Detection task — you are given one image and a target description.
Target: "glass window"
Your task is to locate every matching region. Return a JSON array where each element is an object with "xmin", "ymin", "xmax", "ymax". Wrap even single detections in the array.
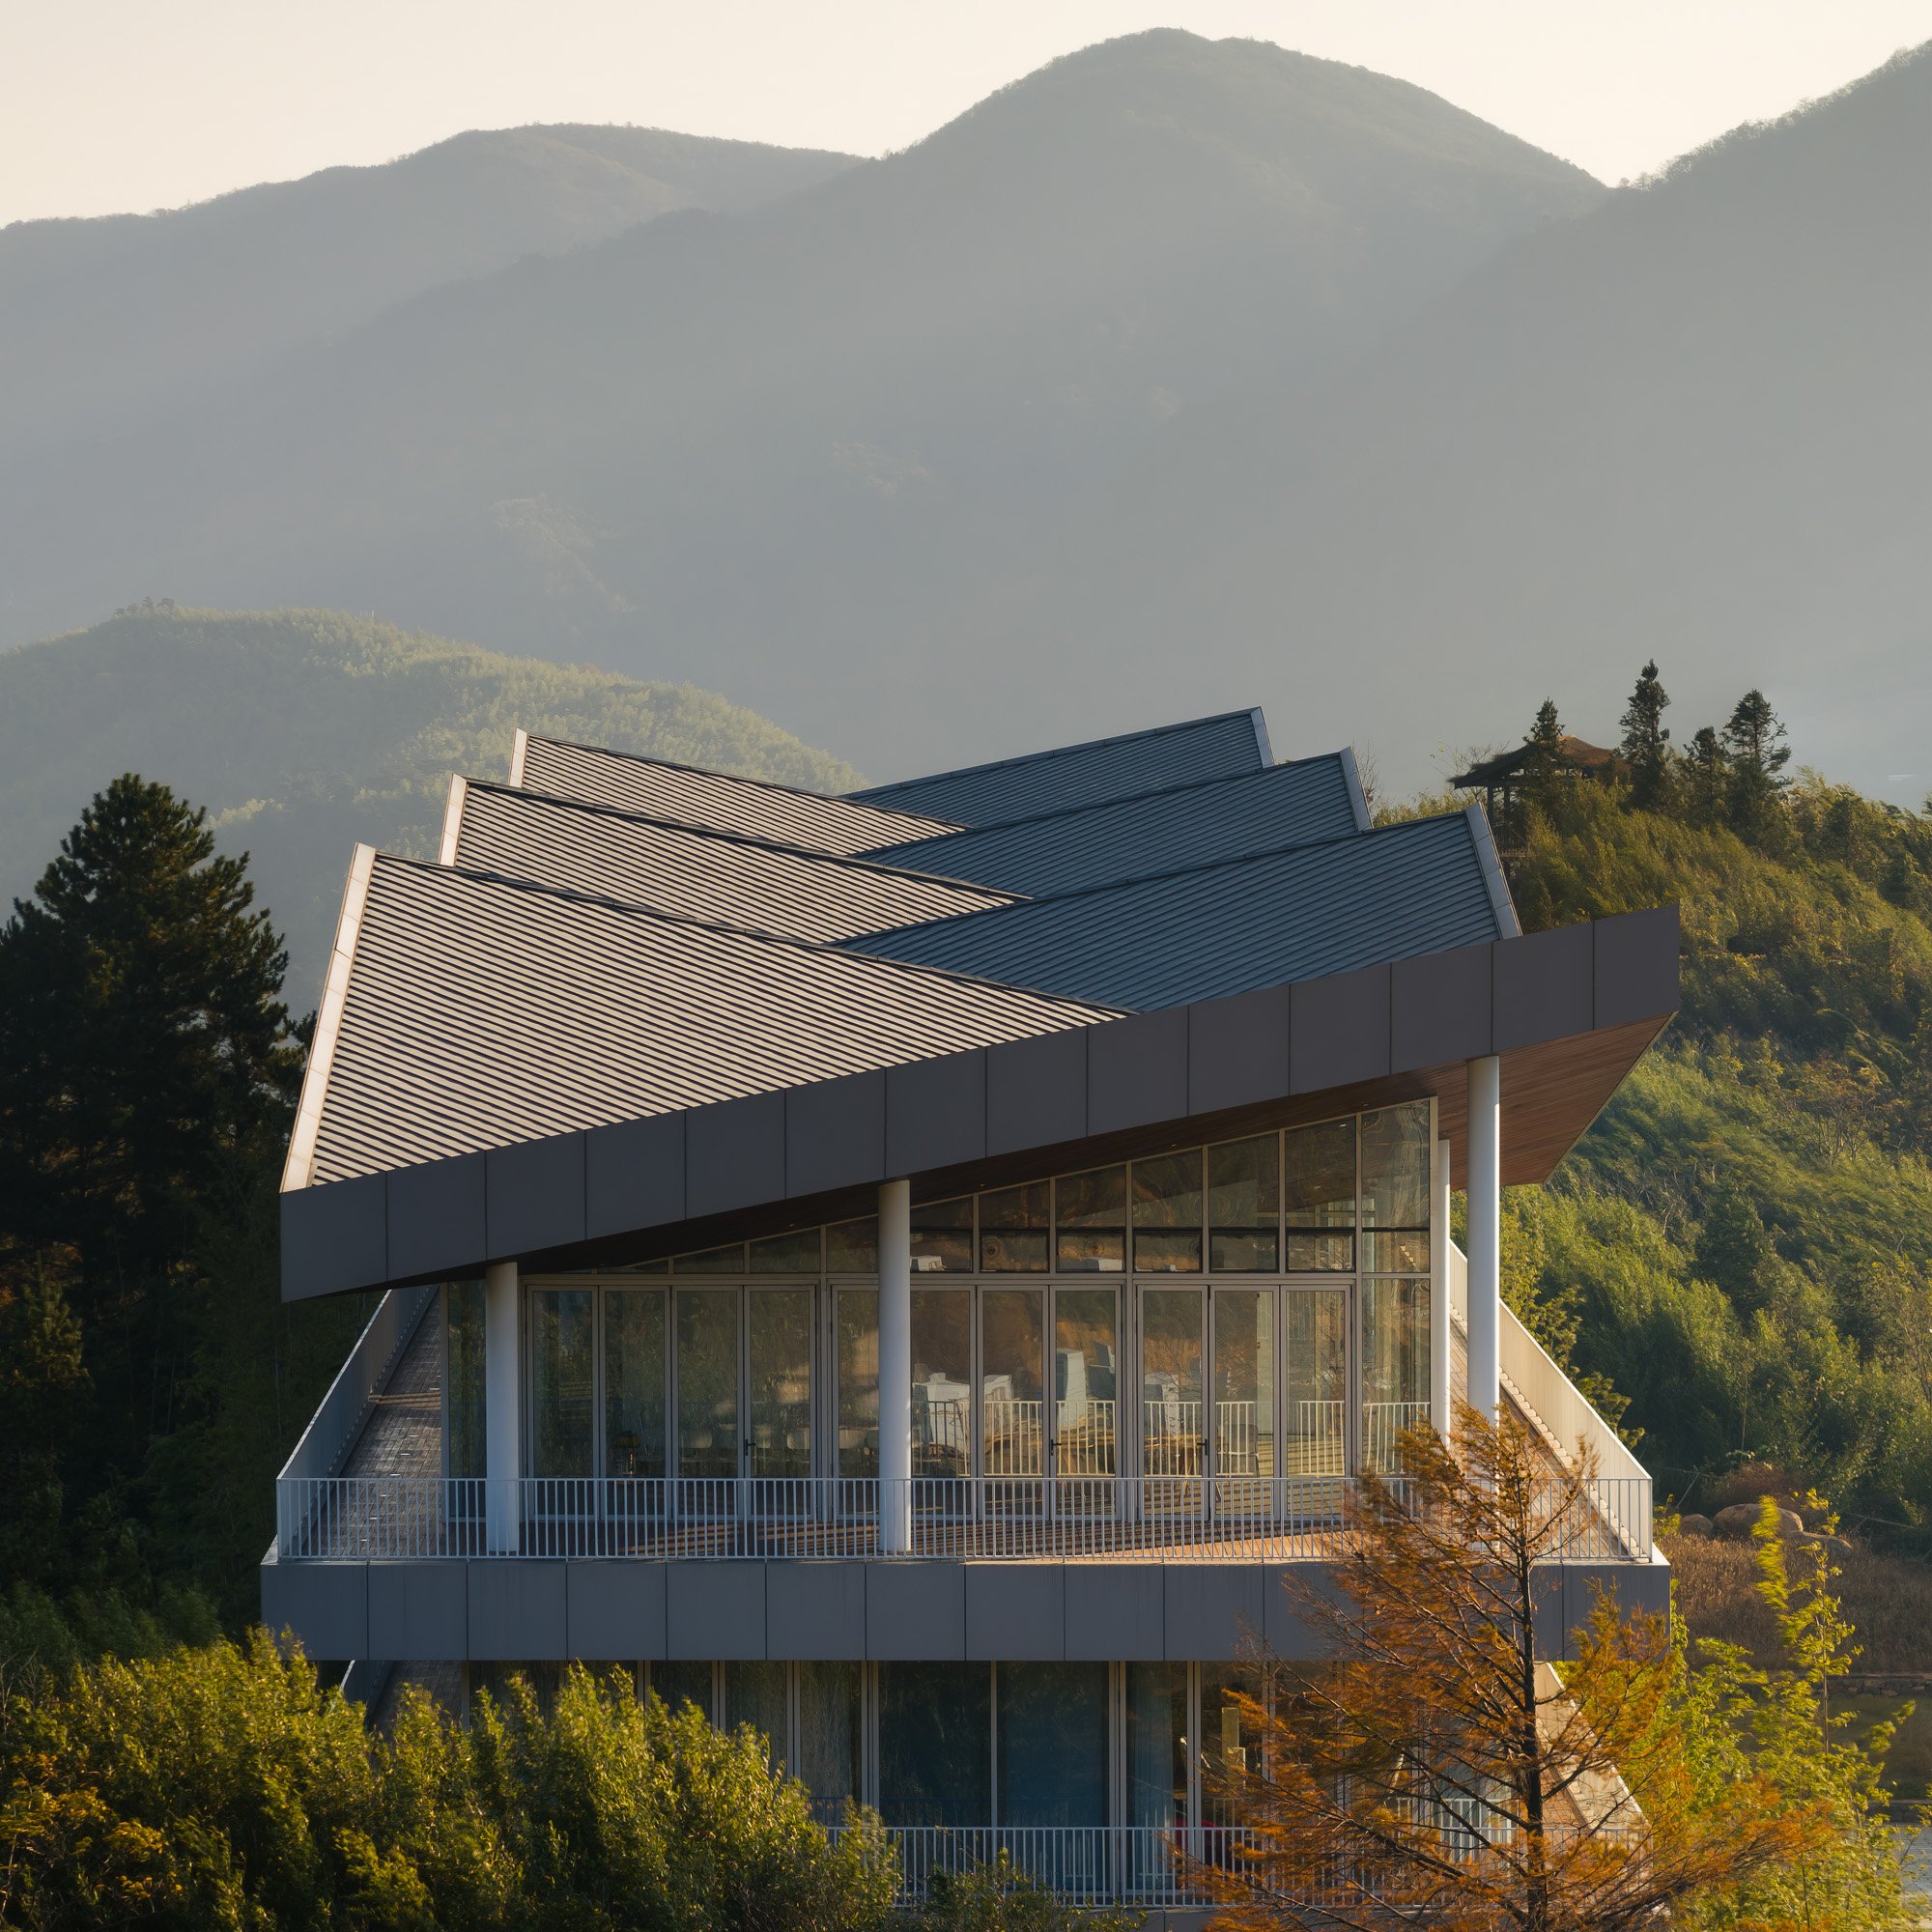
[
  {"xmin": 677, "ymin": 1243, "xmax": 746, "ymax": 1275},
  {"xmin": 750, "ymin": 1229, "xmax": 820, "ymax": 1273},
  {"xmin": 1126, "ymin": 1662, "xmax": 1188, "ymax": 1833},
  {"xmin": 675, "ymin": 1291, "xmax": 739, "ymax": 1480},
  {"xmin": 1141, "ymin": 1287, "xmax": 1205, "ymax": 1480},
  {"xmin": 911, "ymin": 1196, "xmax": 973, "ymax": 1273},
  {"xmin": 836, "ymin": 1290, "xmax": 879, "ymax": 1479},
  {"xmin": 606, "ymin": 1257, "xmax": 668, "ymax": 1274},
  {"xmin": 981, "ymin": 1289, "xmax": 1044, "ymax": 1478},
  {"xmin": 911, "ymin": 1290, "xmax": 972, "ymax": 1478},
  {"xmin": 1285, "ymin": 1120, "xmax": 1355, "ymax": 1271},
  {"xmin": 1283, "ymin": 1291, "xmax": 1348, "ymax": 1480},
  {"xmin": 798, "ymin": 1661, "xmax": 864, "ymax": 1823},
  {"xmin": 1053, "ymin": 1289, "xmax": 1119, "ymax": 1478},
  {"xmin": 649, "ymin": 1659, "xmax": 714, "ymax": 1719},
  {"xmin": 1208, "ymin": 1136, "xmax": 1279, "ymax": 1272},
  {"xmin": 1213, "ymin": 1289, "xmax": 1274, "ymax": 1489},
  {"xmin": 747, "ymin": 1290, "xmax": 812, "ymax": 1481},
  {"xmin": 827, "ymin": 1218, "xmax": 877, "ymax": 1273},
  {"xmin": 604, "ymin": 1289, "xmax": 667, "ymax": 1478},
  {"xmin": 530, "ymin": 1289, "xmax": 594, "ymax": 1478},
  {"xmin": 980, "ymin": 1181, "xmax": 1050, "ymax": 1272},
  {"xmin": 998, "ymin": 1662, "xmax": 1109, "ymax": 1828},
  {"xmin": 725, "ymin": 1660, "xmax": 791, "ymax": 1769},
  {"xmin": 445, "ymin": 1280, "xmax": 487, "ymax": 1479},
  {"xmin": 1363, "ymin": 1277, "xmax": 1432, "ymax": 1473},
  {"xmin": 878, "ymin": 1662, "xmax": 991, "ymax": 1828},
  {"xmin": 1133, "ymin": 1151, "xmax": 1203, "ymax": 1273},
  {"xmin": 1200, "ymin": 1667, "xmax": 1261, "ymax": 1828},
  {"xmin": 1056, "ymin": 1166, "xmax": 1125, "ymax": 1273}
]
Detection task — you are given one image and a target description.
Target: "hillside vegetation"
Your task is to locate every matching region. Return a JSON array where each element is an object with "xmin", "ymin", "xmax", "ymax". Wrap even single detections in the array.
[{"xmin": 0, "ymin": 607, "xmax": 863, "ymax": 998}]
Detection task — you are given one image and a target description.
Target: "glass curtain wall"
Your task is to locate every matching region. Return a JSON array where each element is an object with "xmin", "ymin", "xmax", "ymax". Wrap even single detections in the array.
[
  {"xmin": 836, "ymin": 1290, "xmax": 879, "ymax": 1478},
  {"xmin": 676, "ymin": 1292, "xmax": 739, "ymax": 1481},
  {"xmin": 980, "ymin": 1290, "xmax": 1044, "ymax": 1479},
  {"xmin": 445, "ymin": 1281, "xmax": 487, "ymax": 1479},
  {"xmin": 1053, "ymin": 1290, "xmax": 1119, "ymax": 1480},
  {"xmin": 879, "ymin": 1662, "xmax": 992, "ymax": 1827},
  {"xmin": 603, "ymin": 1290, "xmax": 667, "ymax": 1478},
  {"xmin": 1361, "ymin": 1106, "xmax": 1433, "ymax": 1470},
  {"xmin": 530, "ymin": 1289, "xmax": 594, "ymax": 1480},
  {"xmin": 911, "ymin": 1290, "xmax": 971, "ymax": 1479}
]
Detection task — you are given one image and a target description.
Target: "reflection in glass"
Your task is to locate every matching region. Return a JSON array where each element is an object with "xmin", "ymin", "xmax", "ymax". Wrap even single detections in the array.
[
  {"xmin": 650, "ymin": 1658, "xmax": 713, "ymax": 1719},
  {"xmin": 911, "ymin": 1290, "xmax": 972, "ymax": 1477},
  {"xmin": 980, "ymin": 1181, "xmax": 1049, "ymax": 1272},
  {"xmin": 1365, "ymin": 1230, "xmax": 1431, "ymax": 1273},
  {"xmin": 911, "ymin": 1197, "xmax": 973, "ymax": 1272},
  {"xmin": 1056, "ymin": 1167, "xmax": 1125, "ymax": 1273},
  {"xmin": 837, "ymin": 1290, "xmax": 879, "ymax": 1478},
  {"xmin": 1200, "ymin": 1666, "xmax": 1259, "ymax": 1828},
  {"xmin": 1285, "ymin": 1119, "xmax": 1355, "ymax": 1270},
  {"xmin": 604, "ymin": 1289, "xmax": 667, "ymax": 1477},
  {"xmin": 750, "ymin": 1229, "xmax": 821, "ymax": 1273},
  {"xmin": 676, "ymin": 1292, "xmax": 739, "ymax": 1480},
  {"xmin": 1126, "ymin": 1662, "xmax": 1188, "ymax": 1831},
  {"xmin": 747, "ymin": 1290, "xmax": 812, "ymax": 1480},
  {"xmin": 827, "ymin": 1218, "xmax": 878, "ymax": 1272},
  {"xmin": 678, "ymin": 1243, "xmax": 747, "ymax": 1274},
  {"xmin": 1208, "ymin": 1136, "xmax": 1279, "ymax": 1272},
  {"xmin": 999, "ymin": 1662, "xmax": 1108, "ymax": 1828},
  {"xmin": 1214, "ymin": 1290, "xmax": 1275, "ymax": 1501},
  {"xmin": 879, "ymin": 1662, "xmax": 991, "ymax": 1827},
  {"xmin": 798, "ymin": 1661, "xmax": 863, "ymax": 1822},
  {"xmin": 1054, "ymin": 1290, "xmax": 1118, "ymax": 1477},
  {"xmin": 1133, "ymin": 1150, "xmax": 1203, "ymax": 1272},
  {"xmin": 445, "ymin": 1280, "xmax": 487, "ymax": 1479},
  {"xmin": 1363, "ymin": 1277, "xmax": 1432, "ymax": 1472},
  {"xmin": 726, "ymin": 1660, "xmax": 790, "ymax": 1768},
  {"xmin": 1283, "ymin": 1291, "xmax": 1348, "ymax": 1479},
  {"xmin": 531, "ymin": 1289, "xmax": 594, "ymax": 1478},
  {"xmin": 1360, "ymin": 1103, "xmax": 1432, "ymax": 1230},
  {"xmin": 1142, "ymin": 1287, "xmax": 1205, "ymax": 1485},
  {"xmin": 981, "ymin": 1289, "xmax": 1044, "ymax": 1478}
]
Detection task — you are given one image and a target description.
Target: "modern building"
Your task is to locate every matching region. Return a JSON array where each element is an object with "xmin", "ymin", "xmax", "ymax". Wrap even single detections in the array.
[{"xmin": 267, "ymin": 709, "xmax": 1676, "ymax": 1918}]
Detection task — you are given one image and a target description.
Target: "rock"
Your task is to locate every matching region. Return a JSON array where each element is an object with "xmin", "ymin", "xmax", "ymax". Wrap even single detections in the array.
[
  {"xmin": 1713, "ymin": 1502, "xmax": 1804, "ymax": 1541},
  {"xmin": 1675, "ymin": 1513, "xmax": 1715, "ymax": 1539}
]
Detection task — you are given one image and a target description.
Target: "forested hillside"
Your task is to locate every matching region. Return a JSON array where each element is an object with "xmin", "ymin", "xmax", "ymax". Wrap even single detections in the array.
[
  {"xmin": 1448, "ymin": 675, "xmax": 1932, "ymax": 1538},
  {"xmin": 0, "ymin": 606, "xmax": 863, "ymax": 999}
]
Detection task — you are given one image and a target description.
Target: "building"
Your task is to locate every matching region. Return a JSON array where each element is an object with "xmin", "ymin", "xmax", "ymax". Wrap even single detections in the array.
[{"xmin": 267, "ymin": 709, "xmax": 1676, "ymax": 1918}]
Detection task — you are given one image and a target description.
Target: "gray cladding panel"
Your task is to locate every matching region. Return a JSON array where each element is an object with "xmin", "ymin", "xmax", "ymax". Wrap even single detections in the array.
[
  {"xmin": 1186, "ymin": 983, "xmax": 1292, "ymax": 1117},
  {"xmin": 368, "ymin": 1560, "xmax": 468, "ymax": 1660},
  {"xmin": 985, "ymin": 1029, "xmax": 1087, "ymax": 1156},
  {"xmin": 468, "ymin": 1562, "xmax": 568, "ymax": 1660},
  {"xmin": 260, "ymin": 1559, "xmax": 367, "ymax": 1660},
  {"xmin": 282, "ymin": 1175, "xmax": 386, "ymax": 1300},
  {"xmin": 1290, "ymin": 964, "xmax": 1391, "ymax": 1094},
  {"xmin": 1594, "ymin": 906, "xmax": 1681, "ymax": 1030},
  {"xmin": 886, "ymin": 1050, "xmax": 987, "ymax": 1175},
  {"xmin": 1087, "ymin": 1008, "xmax": 1188, "ymax": 1135},
  {"xmin": 767, "ymin": 1564, "xmax": 870, "ymax": 1659},
  {"xmin": 386, "ymin": 1154, "xmax": 487, "ymax": 1281},
  {"xmin": 686, "ymin": 1094, "xmax": 785, "ymax": 1220},
  {"xmin": 667, "ymin": 1563, "xmax": 767, "ymax": 1659},
  {"xmin": 1391, "ymin": 942, "xmax": 1493, "ymax": 1070},
  {"xmin": 964, "ymin": 1565, "xmax": 1065, "ymax": 1660},
  {"xmin": 1163, "ymin": 1566, "xmax": 1266, "ymax": 1661},
  {"xmin": 487, "ymin": 1133, "xmax": 586, "ymax": 1256},
  {"xmin": 785, "ymin": 1072, "xmax": 886, "ymax": 1199},
  {"xmin": 585, "ymin": 1114, "xmax": 686, "ymax": 1239},
  {"xmin": 866, "ymin": 1564, "xmax": 967, "ymax": 1660},
  {"xmin": 567, "ymin": 1563, "xmax": 668, "ymax": 1660},
  {"xmin": 1064, "ymin": 1566, "xmax": 1165, "ymax": 1661},
  {"xmin": 1494, "ymin": 921, "xmax": 1594, "ymax": 1050}
]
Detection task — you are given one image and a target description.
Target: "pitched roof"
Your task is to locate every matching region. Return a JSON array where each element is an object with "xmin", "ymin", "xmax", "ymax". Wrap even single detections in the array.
[
  {"xmin": 513, "ymin": 731, "xmax": 953, "ymax": 853},
  {"xmin": 847, "ymin": 709, "xmax": 1271, "ymax": 824},
  {"xmin": 863, "ymin": 753, "xmax": 1366, "ymax": 895},
  {"xmin": 290, "ymin": 852, "xmax": 1116, "ymax": 1186},
  {"xmin": 444, "ymin": 780, "xmax": 1018, "ymax": 941},
  {"xmin": 839, "ymin": 809, "xmax": 1517, "ymax": 1010}
]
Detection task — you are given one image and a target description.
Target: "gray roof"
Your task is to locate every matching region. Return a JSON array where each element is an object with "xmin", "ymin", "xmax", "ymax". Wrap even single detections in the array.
[
  {"xmin": 848, "ymin": 709, "xmax": 1271, "ymax": 824},
  {"xmin": 446, "ymin": 780, "xmax": 1018, "ymax": 940},
  {"xmin": 840, "ymin": 809, "xmax": 1517, "ymax": 1009},
  {"xmin": 863, "ymin": 753, "xmax": 1367, "ymax": 895},
  {"xmin": 515, "ymin": 733, "xmax": 954, "ymax": 853},
  {"xmin": 295, "ymin": 852, "xmax": 1115, "ymax": 1185}
]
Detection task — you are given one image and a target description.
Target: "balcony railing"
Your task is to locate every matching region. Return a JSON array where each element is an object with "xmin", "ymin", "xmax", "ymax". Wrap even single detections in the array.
[
  {"xmin": 275, "ymin": 1471, "xmax": 1651, "ymax": 1564},
  {"xmin": 863, "ymin": 1825, "xmax": 1261, "ymax": 1907}
]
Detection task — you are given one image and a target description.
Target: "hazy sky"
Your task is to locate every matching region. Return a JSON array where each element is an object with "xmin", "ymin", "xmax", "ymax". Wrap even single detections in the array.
[{"xmin": 7, "ymin": 1, "xmax": 1932, "ymax": 227}]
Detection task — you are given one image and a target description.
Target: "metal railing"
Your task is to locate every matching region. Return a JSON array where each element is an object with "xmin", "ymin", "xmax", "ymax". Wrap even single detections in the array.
[
  {"xmin": 275, "ymin": 1471, "xmax": 1651, "ymax": 1563},
  {"xmin": 871, "ymin": 1825, "xmax": 1259, "ymax": 1907}
]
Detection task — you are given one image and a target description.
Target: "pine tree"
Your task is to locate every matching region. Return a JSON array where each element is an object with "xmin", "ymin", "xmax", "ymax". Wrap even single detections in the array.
[
  {"xmin": 1521, "ymin": 696, "xmax": 1567, "ymax": 820},
  {"xmin": 1686, "ymin": 725, "xmax": 1728, "ymax": 826},
  {"xmin": 1618, "ymin": 660, "xmax": 1672, "ymax": 808},
  {"xmin": 1723, "ymin": 689, "xmax": 1792, "ymax": 840}
]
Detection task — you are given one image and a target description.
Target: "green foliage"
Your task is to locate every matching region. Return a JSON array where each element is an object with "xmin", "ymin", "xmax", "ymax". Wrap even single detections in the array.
[
  {"xmin": 1618, "ymin": 659, "xmax": 1672, "ymax": 809},
  {"xmin": 911, "ymin": 1860, "xmax": 1141, "ymax": 1932},
  {"xmin": 0, "ymin": 1647, "xmax": 900, "ymax": 1932}
]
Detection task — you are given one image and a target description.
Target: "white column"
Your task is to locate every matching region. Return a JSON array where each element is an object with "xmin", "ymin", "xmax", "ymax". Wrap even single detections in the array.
[
  {"xmin": 877, "ymin": 1179, "xmax": 913, "ymax": 1553},
  {"xmin": 1430, "ymin": 1131, "xmax": 1453, "ymax": 1445},
  {"xmin": 485, "ymin": 1260, "xmax": 522, "ymax": 1552},
  {"xmin": 1465, "ymin": 1056, "xmax": 1502, "ymax": 1424}
]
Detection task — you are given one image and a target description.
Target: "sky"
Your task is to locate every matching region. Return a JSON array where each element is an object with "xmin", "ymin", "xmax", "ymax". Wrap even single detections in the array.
[{"xmin": 6, "ymin": 0, "xmax": 1932, "ymax": 227}]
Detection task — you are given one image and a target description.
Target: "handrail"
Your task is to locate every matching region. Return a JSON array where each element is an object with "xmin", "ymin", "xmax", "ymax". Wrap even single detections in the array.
[{"xmin": 276, "ymin": 1286, "xmax": 437, "ymax": 1485}]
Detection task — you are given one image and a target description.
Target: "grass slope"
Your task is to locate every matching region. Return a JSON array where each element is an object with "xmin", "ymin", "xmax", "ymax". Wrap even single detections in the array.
[{"xmin": 0, "ymin": 607, "xmax": 863, "ymax": 1003}]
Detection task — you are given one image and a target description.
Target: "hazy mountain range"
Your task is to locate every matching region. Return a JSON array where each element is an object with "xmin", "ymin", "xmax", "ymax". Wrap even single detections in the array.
[{"xmin": 4, "ymin": 28, "xmax": 1927, "ymax": 806}]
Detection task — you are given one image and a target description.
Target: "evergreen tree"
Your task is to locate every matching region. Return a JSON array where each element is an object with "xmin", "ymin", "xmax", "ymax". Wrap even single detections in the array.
[
  {"xmin": 1619, "ymin": 659, "xmax": 1673, "ymax": 808},
  {"xmin": 1723, "ymin": 688, "xmax": 1792, "ymax": 839},
  {"xmin": 1522, "ymin": 696, "xmax": 1566, "ymax": 819},
  {"xmin": 1686, "ymin": 724, "xmax": 1728, "ymax": 826}
]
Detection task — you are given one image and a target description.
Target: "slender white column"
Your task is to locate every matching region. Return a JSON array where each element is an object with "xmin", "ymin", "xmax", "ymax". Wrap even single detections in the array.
[
  {"xmin": 1430, "ymin": 1133, "xmax": 1453, "ymax": 1444},
  {"xmin": 485, "ymin": 1260, "xmax": 522, "ymax": 1552},
  {"xmin": 1465, "ymin": 1056, "xmax": 1502, "ymax": 1424},
  {"xmin": 877, "ymin": 1179, "xmax": 913, "ymax": 1553}
]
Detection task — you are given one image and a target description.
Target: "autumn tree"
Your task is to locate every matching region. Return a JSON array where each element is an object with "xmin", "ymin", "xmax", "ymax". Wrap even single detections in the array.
[{"xmin": 1194, "ymin": 1406, "xmax": 1804, "ymax": 1932}]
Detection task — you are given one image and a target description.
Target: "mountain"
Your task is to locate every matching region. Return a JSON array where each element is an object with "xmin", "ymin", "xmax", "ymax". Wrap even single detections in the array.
[
  {"xmin": 0, "ymin": 607, "xmax": 862, "ymax": 999},
  {"xmin": 0, "ymin": 125, "xmax": 858, "ymax": 454},
  {"xmin": 0, "ymin": 31, "xmax": 1604, "ymax": 750}
]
